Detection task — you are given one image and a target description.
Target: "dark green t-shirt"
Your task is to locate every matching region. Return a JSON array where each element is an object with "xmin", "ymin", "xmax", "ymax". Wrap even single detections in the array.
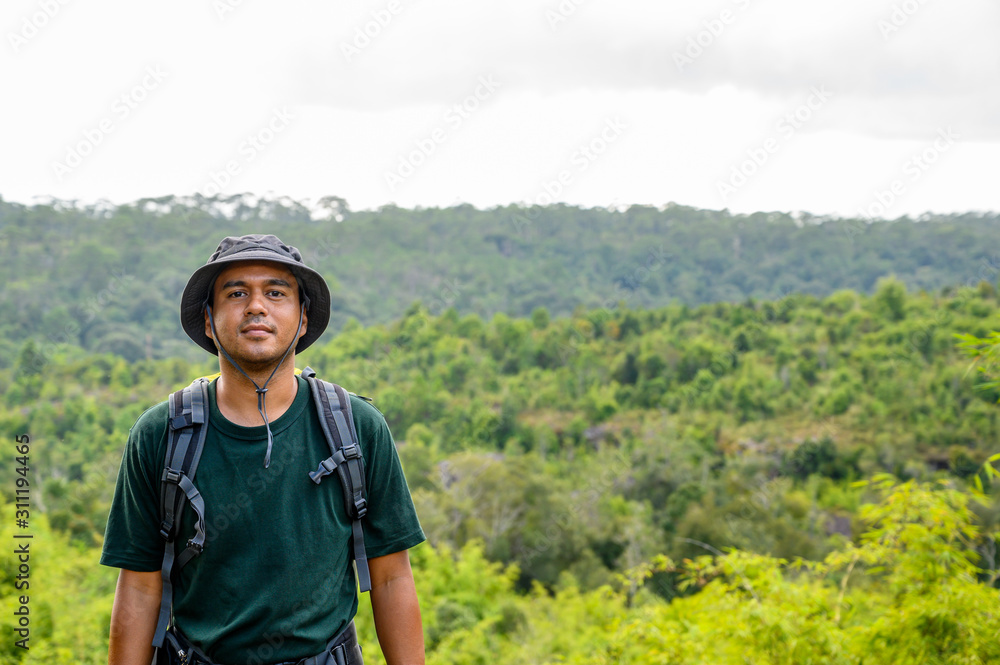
[{"xmin": 101, "ymin": 376, "xmax": 424, "ymax": 664}]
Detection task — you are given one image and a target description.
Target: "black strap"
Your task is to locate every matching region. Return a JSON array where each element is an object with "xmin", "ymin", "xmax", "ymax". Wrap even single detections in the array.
[
  {"xmin": 303, "ymin": 367, "xmax": 371, "ymax": 592},
  {"xmin": 302, "ymin": 621, "xmax": 363, "ymax": 665},
  {"xmin": 162, "ymin": 621, "xmax": 363, "ymax": 665},
  {"xmin": 154, "ymin": 379, "xmax": 210, "ymax": 648}
]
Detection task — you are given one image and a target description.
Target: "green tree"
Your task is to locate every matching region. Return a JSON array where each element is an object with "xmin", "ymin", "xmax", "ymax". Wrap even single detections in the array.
[{"xmin": 874, "ymin": 275, "xmax": 907, "ymax": 321}]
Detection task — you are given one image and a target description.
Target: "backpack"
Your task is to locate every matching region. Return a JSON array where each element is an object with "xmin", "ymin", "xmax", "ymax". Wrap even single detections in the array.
[{"xmin": 151, "ymin": 367, "xmax": 371, "ymax": 648}]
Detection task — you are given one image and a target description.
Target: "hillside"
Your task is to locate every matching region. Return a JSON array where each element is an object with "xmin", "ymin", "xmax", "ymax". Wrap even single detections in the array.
[
  {"xmin": 2, "ymin": 194, "xmax": 998, "ymax": 365},
  {"xmin": 3, "ymin": 286, "xmax": 1000, "ymax": 662},
  {"xmin": 3, "ymin": 196, "xmax": 1000, "ymax": 663},
  {"xmin": 4, "ymin": 282, "xmax": 999, "ymax": 574}
]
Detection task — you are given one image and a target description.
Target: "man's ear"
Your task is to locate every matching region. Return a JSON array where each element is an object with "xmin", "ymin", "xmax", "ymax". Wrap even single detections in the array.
[
  {"xmin": 203, "ymin": 306, "xmax": 214, "ymax": 341},
  {"xmin": 298, "ymin": 303, "xmax": 308, "ymax": 341}
]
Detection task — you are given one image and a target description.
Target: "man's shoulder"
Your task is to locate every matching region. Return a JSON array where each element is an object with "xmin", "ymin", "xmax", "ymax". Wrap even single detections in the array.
[
  {"xmin": 121, "ymin": 398, "xmax": 172, "ymax": 471},
  {"xmin": 131, "ymin": 398, "xmax": 171, "ymax": 438},
  {"xmin": 347, "ymin": 391, "xmax": 388, "ymax": 431},
  {"xmin": 306, "ymin": 375, "xmax": 388, "ymax": 431},
  {"xmin": 133, "ymin": 378, "xmax": 218, "ymax": 435}
]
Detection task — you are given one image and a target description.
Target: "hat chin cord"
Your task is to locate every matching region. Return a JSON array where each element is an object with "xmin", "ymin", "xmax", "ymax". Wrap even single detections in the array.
[{"xmin": 206, "ymin": 303, "xmax": 305, "ymax": 469}]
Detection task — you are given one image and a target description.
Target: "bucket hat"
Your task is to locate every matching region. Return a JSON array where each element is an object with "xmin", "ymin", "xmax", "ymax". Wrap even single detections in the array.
[{"xmin": 180, "ymin": 234, "xmax": 331, "ymax": 355}]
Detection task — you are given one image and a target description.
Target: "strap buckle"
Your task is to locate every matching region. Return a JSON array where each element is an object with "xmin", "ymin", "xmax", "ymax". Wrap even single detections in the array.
[
  {"xmin": 309, "ymin": 457, "xmax": 338, "ymax": 484},
  {"xmin": 159, "ymin": 521, "xmax": 172, "ymax": 541},
  {"xmin": 353, "ymin": 498, "xmax": 367, "ymax": 519},
  {"xmin": 170, "ymin": 413, "xmax": 193, "ymax": 430},
  {"xmin": 342, "ymin": 444, "xmax": 361, "ymax": 460},
  {"xmin": 163, "ymin": 468, "xmax": 183, "ymax": 484}
]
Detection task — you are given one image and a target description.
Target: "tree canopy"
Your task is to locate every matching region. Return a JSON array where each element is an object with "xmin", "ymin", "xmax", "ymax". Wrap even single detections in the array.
[{"xmin": 2, "ymin": 196, "xmax": 1000, "ymax": 663}]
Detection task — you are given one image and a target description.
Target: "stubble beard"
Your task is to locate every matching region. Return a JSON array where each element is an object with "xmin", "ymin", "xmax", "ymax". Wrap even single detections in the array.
[{"xmin": 220, "ymin": 326, "xmax": 294, "ymax": 378}]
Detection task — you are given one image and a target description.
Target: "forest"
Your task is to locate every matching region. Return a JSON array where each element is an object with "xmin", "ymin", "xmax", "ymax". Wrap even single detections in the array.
[
  {"xmin": 1, "ymin": 194, "xmax": 999, "ymax": 363},
  {"xmin": 1, "ymin": 197, "xmax": 1000, "ymax": 663}
]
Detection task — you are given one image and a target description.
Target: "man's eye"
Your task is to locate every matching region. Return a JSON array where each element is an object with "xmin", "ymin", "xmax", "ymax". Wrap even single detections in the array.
[
  {"xmin": 268, "ymin": 291, "xmax": 286, "ymax": 297},
  {"xmin": 228, "ymin": 290, "xmax": 247, "ymax": 298}
]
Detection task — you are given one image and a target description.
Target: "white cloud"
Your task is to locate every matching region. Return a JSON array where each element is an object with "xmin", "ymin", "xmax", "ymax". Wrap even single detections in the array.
[{"xmin": 0, "ymin": 0, "xmax": 997, "ymax": 214}]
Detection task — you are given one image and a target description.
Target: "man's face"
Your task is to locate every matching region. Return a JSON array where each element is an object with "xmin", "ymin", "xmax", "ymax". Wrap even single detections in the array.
[{"xmin": 203, "ymin": 260, "xmax": 308, "ymax": 368}]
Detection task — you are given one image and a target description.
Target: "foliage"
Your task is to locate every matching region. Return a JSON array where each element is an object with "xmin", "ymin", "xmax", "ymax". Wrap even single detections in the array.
[
  {"xmin": 7, "ymin": 480, "xmax": 985, "ymax": 664},
  {"xmin": 4, "ymin": 285, "xmax": 1000, "ymax": 592},
  {"xmin": 3, "ymin": 196, "xmax": 1000, "ymax": 363},
  {"xmin": 0, "ymin": 504, "xmax": 117, "ymax": 664},
  {"xmin": 602, "ymin": 479, "xmax": 1000, "ymax": 665},
  {"xmin": 4, "ymin": 202, "xmax": 1000, "ymax": 660}
]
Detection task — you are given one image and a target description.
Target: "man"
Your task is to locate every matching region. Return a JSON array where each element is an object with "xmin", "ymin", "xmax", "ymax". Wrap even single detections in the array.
[{"xmin": 101, "ymin": 235, "xmax": 425, "ymax": 665}]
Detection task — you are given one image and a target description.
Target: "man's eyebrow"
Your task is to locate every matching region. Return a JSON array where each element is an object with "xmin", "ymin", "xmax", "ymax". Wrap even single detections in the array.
[{"xmin": 219, "ymin": 278, "xmax": 293, "ymax": 290}]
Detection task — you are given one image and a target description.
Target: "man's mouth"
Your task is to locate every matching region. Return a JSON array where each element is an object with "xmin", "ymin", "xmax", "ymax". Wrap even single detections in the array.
[{"xmin": 242, "ymin": 325, "xmax": 274, "ymax": 336}]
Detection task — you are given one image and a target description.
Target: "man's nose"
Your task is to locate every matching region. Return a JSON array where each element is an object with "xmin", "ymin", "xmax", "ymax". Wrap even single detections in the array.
[{"xmin": 244, "ymin": 290, "xmax": 269, "ymax": 315}]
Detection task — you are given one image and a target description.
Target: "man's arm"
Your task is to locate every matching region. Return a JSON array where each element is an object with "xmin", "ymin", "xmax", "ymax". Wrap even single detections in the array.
[
  {"xmin": 368, "ymin": 550, "xmax": 425, "ymax": 665},
  {"xmin": 108, "ymin": 569, "xmax": 162, "ymax": 665}
]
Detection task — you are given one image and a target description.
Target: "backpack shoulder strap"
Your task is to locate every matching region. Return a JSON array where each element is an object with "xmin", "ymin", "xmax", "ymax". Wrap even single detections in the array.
[
  {"xmin": 153, "ymin": 378, "xmax": 210, "ymax": 648},
  {"xmin": 302, "ymin": 366, "xmax": 371, "ymax": 593}
]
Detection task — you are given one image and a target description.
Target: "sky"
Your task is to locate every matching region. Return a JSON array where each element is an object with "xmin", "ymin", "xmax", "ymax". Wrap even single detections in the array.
[{"xmin": 2, "ymin": 0, "xmax": 998, "ymax": 219}]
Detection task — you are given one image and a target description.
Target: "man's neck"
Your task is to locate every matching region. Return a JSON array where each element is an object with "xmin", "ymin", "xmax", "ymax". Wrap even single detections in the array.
[{"xmin": 215, "ymin": 361, "xmax": 299, "ymax": 427}]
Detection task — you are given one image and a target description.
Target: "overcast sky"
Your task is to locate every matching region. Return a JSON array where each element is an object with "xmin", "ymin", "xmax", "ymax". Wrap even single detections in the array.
[{"xmin": 2, "ymin": 0, "xmax": 998, "ymax": 218}]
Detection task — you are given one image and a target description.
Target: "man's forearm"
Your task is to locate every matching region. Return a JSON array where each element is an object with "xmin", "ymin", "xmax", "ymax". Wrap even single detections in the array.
[
  {"xmin": 371, "ymin": 574, "xmax": 424, "ymax": 665},
  {"xmin": 109, "ymin": 569, "xmax": 162, "ymax": 665}
]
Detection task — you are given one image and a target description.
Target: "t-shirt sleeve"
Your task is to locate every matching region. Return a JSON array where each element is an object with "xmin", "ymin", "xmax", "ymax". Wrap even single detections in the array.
[
  {"xmin": 352, "ymin": 397, "xmax": 425, "ymax": 558},
  {"xmin": 100, "ymin": 403, "xmax": 170, "ymax": 572}
]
